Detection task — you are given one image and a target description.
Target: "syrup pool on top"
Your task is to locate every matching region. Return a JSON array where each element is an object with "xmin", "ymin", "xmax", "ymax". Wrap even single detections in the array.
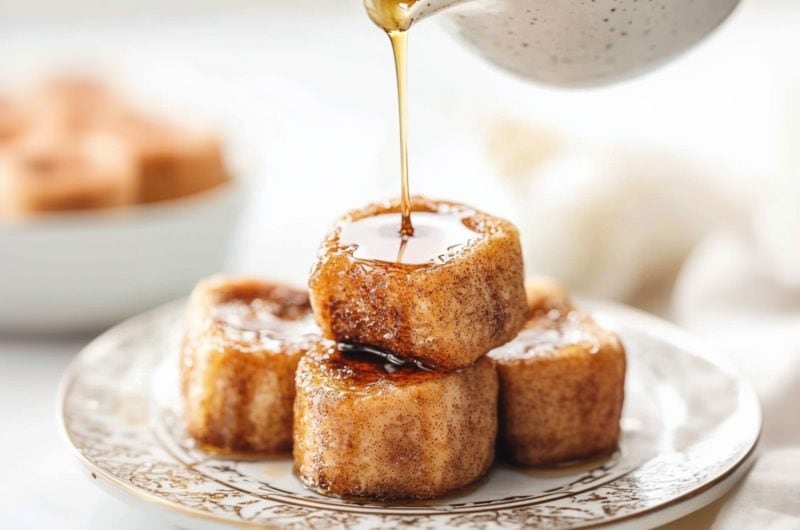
[{"xmin": 338, "ymin": 211, "xmax": 480, "ymax": 265}]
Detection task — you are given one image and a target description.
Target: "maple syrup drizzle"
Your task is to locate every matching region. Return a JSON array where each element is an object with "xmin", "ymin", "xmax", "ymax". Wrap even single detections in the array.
[
  {"xmin": 365, "ymin": 0, "xmax": 417, "ymax": 236},
  {"xmin": 338, "ymin": 342, "xmax": 433, "ymax": 372},
  {"xmin": 389, "ymin": 30, "xmax": 414, "ymax": 237}
]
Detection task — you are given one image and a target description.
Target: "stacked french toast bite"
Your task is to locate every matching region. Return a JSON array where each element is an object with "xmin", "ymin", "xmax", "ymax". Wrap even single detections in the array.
[
  {"xmin": 180, "ymin": 198, "xmax": 626, "ymax": 501},
  {"xmin": 309, "ymin": 197, "xmax": 528, "ymax": 371},
  {"xmin": 294, "ymin": 343, "xmax": 498, "ymax": 499},
  {"xmin": 295, "ymin": 197, "xmax": 524, "ymax": 499}
]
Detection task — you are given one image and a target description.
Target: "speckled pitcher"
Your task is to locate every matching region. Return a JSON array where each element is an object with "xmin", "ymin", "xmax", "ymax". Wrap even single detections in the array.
[{"xmin": 401, "ymin": 0, "xmax": 740, "ymax": 86}]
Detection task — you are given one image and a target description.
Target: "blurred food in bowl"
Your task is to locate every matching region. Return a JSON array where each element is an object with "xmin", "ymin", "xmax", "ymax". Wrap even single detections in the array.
[
  {"xmin": 0, "ymin": 76, "xmax": 241, "ymax": 334},
  {"xmin": 0, "ymin": 96, "xmax": 28, "ymax": 142},
  {"xmin": 112, "ymin": 116, "xmax": 228, "ymax": 204},
  {"xmin": 0, "ymin": 76, "xmax": 229, "ymax": 218},
  {"xmin": 0, "ymin": 130, "xmax": 137, "ymax": 216}
]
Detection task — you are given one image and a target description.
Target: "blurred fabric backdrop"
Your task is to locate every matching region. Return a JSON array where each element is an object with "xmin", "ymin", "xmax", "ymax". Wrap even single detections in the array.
[
  {"xmin": 4, "ymin": 0, "xmax": 798, "ymax": 310},
  {"xmin": 1, "ymin": 0, "xmax": 799, "ymax": 528}
]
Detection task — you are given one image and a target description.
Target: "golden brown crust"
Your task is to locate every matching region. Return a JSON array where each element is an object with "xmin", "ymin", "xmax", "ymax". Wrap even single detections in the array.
[
  {"xmin": 181, "ymin": 276, "xmax": 320, "ymax": 453},
  {"xmin": 293, "ymin": 343, "xmax": 498, "ymax": 500},
  {"xmin": 308, "ymin": 196, "xmax": 528, "ymax": 370},
  {"xmin": 489, "ymin": 279, "xmax": 626, "ymax": 466}
]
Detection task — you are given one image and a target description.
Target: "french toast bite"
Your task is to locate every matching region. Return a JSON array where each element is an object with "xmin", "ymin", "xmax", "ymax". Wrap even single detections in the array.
[
  {"xmin": 32, "ymin": 76, "xmax": 228, "ymax": 203},
  {"xmin": 181, "ymin": 276, "xmax": 319, "ymax": 453},
  {"xmin": 33, "ymin": 76, "xmax": 123, "ymax": 131},
  {"xmin": 0, "ymin": 131, "xmax": 136, "ymax": 217},
  {"xmin": 489, "ymin": 279, "xmax": 626, "ymax": 466},
  {"xmin": 293, "ymin": 341, "xmax": 498, "ymax": 500},
  {"xmin": 308, "ymin": 197, "xmax": 528, "ymax": 370},
  {"xmin": 0, "ymin": 96, "xmax": 28, "ymax": 142},
  {"xmin": 112, "ymin": 117, "xmax": 229, "ymax": 203}
]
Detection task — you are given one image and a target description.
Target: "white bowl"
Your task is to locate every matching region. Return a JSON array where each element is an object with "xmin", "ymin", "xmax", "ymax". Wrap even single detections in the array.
[{"xmin": 0, "ymin": 182, "xmax": 243, "ymax": 334}]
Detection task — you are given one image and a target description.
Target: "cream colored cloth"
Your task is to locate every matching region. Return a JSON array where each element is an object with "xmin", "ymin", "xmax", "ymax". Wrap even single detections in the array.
[
  {"xmin": 661, "ymin": 229, "xmax": 800, "ymax": 529},
  {"xmin": 503, "ymin": 140, "xmax": 744, "ymax": 311},
  {"xmin": 487, "ymin": 88, "xmax": 800, "ymax": 528}
]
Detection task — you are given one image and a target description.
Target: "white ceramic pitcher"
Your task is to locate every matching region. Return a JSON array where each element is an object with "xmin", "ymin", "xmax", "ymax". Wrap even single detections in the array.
[{"xmin": 368, "ymin": 0, "xmax": 740, "ymax": 86}]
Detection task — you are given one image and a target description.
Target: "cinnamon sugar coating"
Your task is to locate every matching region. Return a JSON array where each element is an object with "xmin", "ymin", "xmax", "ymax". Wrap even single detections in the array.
[
  {"xmin": 309, "ymin": 196, "xmax": 528, "ymax": 370},
  {"xmin": 181, "ymin": 276, "xmax": 320, "ymax": 453},
  {"xmin": 293, "ymin": 342, "xmax": 498, "ymax": 499},
  {"xmin": 489, "ymin": 279, "xmax": 626, "ymax": 466}
]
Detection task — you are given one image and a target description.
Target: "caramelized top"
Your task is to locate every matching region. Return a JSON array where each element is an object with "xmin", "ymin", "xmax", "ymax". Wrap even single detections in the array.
[
  {"xmin": 489, "ymin": 309, "xmax": 601, "ymax": 361},
  {"xmin": 490, "ymin": 278, "xmax": 605, "ymax": 361},
  {"xmin": 301, "ymin": 341, "xmax": 440, "ymax": 391},
  {"xmin": 320, "ymin": 196, "xmax": 517, "ymax": 270},
  {"xmin": 203, "ymin": 279, "xmax": 319, "ymax": 353}
]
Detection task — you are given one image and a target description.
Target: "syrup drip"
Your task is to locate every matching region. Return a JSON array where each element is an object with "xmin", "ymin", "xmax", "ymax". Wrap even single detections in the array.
[
  {"xmin": 338, "ymin": 342, "xmax": 433, "ymax": 372},
  {"xmin": 365, "ymin": 0, "xmax": 416, "ymax": 236},
  {"xmin": 389, "ymin": 30, "xmax": 414, "ymax": 237}
]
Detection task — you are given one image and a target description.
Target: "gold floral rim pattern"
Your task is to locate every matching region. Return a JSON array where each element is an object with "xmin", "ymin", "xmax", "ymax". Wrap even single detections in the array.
[{"xmin": 59, "ymin": 300, "xmax": 761, "ymax": 529}]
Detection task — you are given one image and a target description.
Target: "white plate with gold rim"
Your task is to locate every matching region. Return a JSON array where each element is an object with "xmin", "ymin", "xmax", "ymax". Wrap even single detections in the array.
[{"xmin": 58, "ymin": 299, "xmax": 761, "ymax": 529}]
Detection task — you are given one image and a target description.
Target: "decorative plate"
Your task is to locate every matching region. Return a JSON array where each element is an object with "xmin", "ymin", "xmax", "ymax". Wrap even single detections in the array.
[{"xmin": 58, "ymin": 299, "xmax": 761, "ymax": 529}]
